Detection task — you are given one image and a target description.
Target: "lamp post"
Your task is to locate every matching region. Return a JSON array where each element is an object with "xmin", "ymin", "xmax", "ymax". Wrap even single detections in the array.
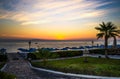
[
  {"xmin": 27, "ymin": 41, "xmax": 31, "ymax": 59},
  {"xmin": 28, "ymin": 41, "xmax": 31, "ymax": 51},
  {"xmin": 83, "ymin": 46, "xmax": 89, "ymax": 63}
]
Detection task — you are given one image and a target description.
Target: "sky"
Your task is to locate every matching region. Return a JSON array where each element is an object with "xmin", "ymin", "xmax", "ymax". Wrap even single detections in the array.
[{"xmin": 0, "ymin": 0, "xmax": 120, "ymax": 40}]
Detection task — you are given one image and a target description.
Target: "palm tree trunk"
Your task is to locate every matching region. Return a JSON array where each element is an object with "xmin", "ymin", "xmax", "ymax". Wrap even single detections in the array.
[
  {"xmin": 113, "ymin": 36, "xmax": 117, "ymax": 48},
  {"xmin": 113, "ymin": 36, "xmax": 117, "ymax": 54},
  {"xmin": 105, "ymin": 36, "xmax": 108, "ymax": 58}
]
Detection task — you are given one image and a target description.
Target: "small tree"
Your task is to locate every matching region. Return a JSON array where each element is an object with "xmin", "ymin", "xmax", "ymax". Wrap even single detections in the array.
[{"xmin": 37, "ymin": 48, "xmax": 58, "ymax": 65}]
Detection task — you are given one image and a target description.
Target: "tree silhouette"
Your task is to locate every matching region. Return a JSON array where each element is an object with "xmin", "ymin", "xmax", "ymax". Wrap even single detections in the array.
[{"xmin": 95, "ymin": 22, "xmax": 120, "ymax": 58}]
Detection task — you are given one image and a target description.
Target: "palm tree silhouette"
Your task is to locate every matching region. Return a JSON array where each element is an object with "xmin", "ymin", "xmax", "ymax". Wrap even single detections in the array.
[{"xmin": 95, "ymin": 22, "xmax": 120, "ymax": 58}]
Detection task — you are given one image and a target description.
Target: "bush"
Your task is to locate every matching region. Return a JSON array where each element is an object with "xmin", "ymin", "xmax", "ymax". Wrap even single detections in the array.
[
  {"xmin": 89, "ymin": 49, "xmax": 119, "ymax": 55},
  {"xmin": 33, "ymin": 53, "xmax": 42, "ymax": 59},
  {"xmin": 89, "ymin": 49, "xmax": 105, "ymax": 55},
  {"xmin": 0, "ymin": 54, "xmax": 7, "ymax": 62},
  {"xmin": 55, "ymin": 50, "xmax": 83, "ymax": 57},
  {"xmin": 29, "ymin": 50, "xmax": 83, "ymax": 60},
  {"xmin": 0, "ymin": 71, "xmax": 16, "ymax": 79},
  {"xmin": 27, "ymin": 53, "xmax": 36, "ymax": 60}
]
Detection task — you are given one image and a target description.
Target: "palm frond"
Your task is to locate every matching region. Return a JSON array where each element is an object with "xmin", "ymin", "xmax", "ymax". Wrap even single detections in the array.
[
  {"xmin": 109, "ymin": 32, "xmax": 120, "ymax": 37},
  {"xmin": 96, "ymin": 33, "xmax": 104, "ymax": 39},
  {"xmin": 107, "ymin": 22, "xmax": 114, "ymax": 29},
  {"xmin": 115, "ymin": 30, "xmax": 120, "ymax": 33},
  {"xmin": 95, "ymin": 27, "xmax": 103, "ymax": 31},
  {"xmin": 102, "ymin": 22, "xmax": 106, "ymax": 27},
  {"xmin": 95, "ymin": 22, "xmax": 120, "ymax": 40},
  {"xmin": 110, "ymin": 26, "xmax": 117, "ymax": 30},
  {"xmin": 99, "ymin": 22, "xmax": 107, "ymax": 31}
]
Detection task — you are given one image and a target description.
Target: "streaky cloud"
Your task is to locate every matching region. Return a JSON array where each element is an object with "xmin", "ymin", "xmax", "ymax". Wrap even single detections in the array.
[{"xmin": 0, "ymin": 0, "xmax": 118, "ymax": 25}]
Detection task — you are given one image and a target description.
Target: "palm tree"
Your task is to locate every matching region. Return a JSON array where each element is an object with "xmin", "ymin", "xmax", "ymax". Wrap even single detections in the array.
[
  {"xmin": 113, "ymin": 36, "xmax": 117, "ymax": 48},
  {"xmin": 107, "ymin": 22, "xmax": 120, "ymax": 48},
  {"xmin": 95, "ymin": 22, "xmax": 120, "ymax": 58},
  {"xmin": 111, "ymin": 33, "xmax": 120, "ymax": 48}
]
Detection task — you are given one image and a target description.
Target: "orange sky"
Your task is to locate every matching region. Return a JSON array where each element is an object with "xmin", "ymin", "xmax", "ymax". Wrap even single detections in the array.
[{"xmin": 0, "ymin": 0, "xmax": 120, "ymax": 40}]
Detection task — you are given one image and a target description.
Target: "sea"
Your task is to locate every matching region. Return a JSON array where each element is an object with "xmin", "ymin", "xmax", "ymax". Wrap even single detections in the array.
[{"xmin": 0, "ymin": 40, "xmax": 120, "ymax": 53}]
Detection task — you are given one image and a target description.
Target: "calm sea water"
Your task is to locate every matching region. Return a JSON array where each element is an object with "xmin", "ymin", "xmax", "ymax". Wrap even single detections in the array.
[{"xmin": 0, "ymin": 40, "xmax": 119, "ymax": 53}]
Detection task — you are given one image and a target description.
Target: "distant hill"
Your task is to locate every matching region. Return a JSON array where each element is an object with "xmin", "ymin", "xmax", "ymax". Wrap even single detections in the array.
[
  {"xmin": 0, "ymin": 37, "xmax": 43, "ymax": 42},
  {"xmin": 0, "ymin": 37, "xmax": 101, "ymax": 42}
]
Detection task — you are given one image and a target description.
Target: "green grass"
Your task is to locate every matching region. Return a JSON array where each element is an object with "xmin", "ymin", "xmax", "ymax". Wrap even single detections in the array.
[
  {"xmin": 31, "ymin": 57, "xmax": 120, "ymax": 77},
  {"xmin": 0, "ymin": 71, "xmax": 16, "ymax": 79},
  {"xmin": 0, "ymin": 62, "xmax": 16, "ymax": 79}
]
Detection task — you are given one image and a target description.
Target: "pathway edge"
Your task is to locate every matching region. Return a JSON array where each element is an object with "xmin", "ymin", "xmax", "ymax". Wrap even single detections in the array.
[{"xmin": 0, "ymin": 63, "xmax": 7, "ymax": 71}]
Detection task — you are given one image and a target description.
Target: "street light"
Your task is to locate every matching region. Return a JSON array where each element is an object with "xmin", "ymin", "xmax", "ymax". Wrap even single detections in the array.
[
  {"xmin": 28, "ymin": 41, "xmax": 31, "ymax": 50},
  {"xmin": 83, "ymin": 46, "xmax": 89, "ymax": 63}
]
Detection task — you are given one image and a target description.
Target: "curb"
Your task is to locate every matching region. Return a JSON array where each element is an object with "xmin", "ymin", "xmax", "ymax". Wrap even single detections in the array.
[
  {"xmin": 28, "ymin": 62, "xmax": 120, "ymax": 79},
  {"xmin": 0, "ymin": 63, "xmax": 7, "ymax": 71},
  {"xmin": 32, "ymin": 55, "xmax": 120, "ymax": 62}
]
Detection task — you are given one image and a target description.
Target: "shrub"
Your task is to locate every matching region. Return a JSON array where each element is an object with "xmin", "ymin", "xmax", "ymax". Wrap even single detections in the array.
[
  {"xmin": 27, "ymin": 53, "xmax": 36, "ymax": 60},
  {"xmin": 54, "ymin": 50, "xmax": 83, "ymax": 57},
  {"xmin": 0, "ymin": 71, "xmax": 16, "ymax": 79},
  {"xmin": 28, "ymin": 50, "xmax": 83, "ymax": 60},
  {"xmin": 0, "ymin": 54, "xmax": 7, "ymax": 62},
  {"xmin": 89, "ymin": 49, "xmax": 105, "ymax": 55},
  {"xmin": 89, "ymin": 49, "xmax": 119, "ymax": 55}
]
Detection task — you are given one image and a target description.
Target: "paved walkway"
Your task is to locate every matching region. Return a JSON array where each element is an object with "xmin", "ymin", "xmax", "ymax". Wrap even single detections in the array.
[
  {"xmin": 88, "ymin": 54, "xmax": 120, "ymax": 59},
  {"xmin": 3, "ymin": 53, "xmax": 42, "ymax": 79}
]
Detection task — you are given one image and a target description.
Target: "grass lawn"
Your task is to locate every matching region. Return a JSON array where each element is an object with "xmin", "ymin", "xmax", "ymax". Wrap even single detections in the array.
[
  {"xmin": 31, "ymin": 57, "xmax": 120, "ymax": 77},
  {"xmin": 0, "ymin": 62, "xmax": 16, "ymax": 79}
]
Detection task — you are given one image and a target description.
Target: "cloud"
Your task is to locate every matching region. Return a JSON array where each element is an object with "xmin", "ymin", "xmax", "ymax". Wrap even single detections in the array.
[
  {"xmin": 0, "ymin": 0, "xmax": 115, "ymax": 25},
  {"xmin": 21, "ymin": 20, "xmax": 51, "ymax": 25}
]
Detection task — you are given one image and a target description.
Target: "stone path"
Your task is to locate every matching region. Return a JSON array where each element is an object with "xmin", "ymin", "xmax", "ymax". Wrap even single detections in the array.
[{"xmin": 3, "ymin": 53, "xmax": 42, "ymax": 79}]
